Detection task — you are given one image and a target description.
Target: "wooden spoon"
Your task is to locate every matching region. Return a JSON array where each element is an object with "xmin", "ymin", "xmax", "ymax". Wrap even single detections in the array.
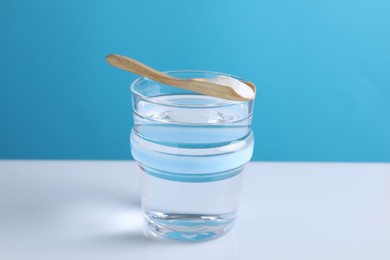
[{"xmin": 106, "ymin": 54, "xmax": 256, "ymax": 101}]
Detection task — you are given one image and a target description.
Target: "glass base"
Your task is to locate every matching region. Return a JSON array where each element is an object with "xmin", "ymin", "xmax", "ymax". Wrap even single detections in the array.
[{"xmin": 144, "ymin": 210, "xmax": 237, "ymax": 242}]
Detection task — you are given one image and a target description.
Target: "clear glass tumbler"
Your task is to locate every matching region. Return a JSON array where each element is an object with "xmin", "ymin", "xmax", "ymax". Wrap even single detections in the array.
[{"xmin": 130, "ymin": 71, "xmax": 254, "ymax": 242}]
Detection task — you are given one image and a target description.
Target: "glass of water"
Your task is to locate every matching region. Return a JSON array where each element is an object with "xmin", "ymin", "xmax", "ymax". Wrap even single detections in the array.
[{"xmin": 130, "ymin": 71, "xmax": 254, "ymax": 242}]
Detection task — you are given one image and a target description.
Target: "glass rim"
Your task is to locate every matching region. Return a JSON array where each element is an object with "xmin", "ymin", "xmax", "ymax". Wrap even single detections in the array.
[{"xmin": 130, "ymin": 70, "xmax": 252, "ymax": 108}]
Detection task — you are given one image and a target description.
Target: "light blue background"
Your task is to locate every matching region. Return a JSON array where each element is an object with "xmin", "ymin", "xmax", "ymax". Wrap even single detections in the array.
[{"xmin": 1, "ymin": 0, "xmax": 389, "ymax": 161}]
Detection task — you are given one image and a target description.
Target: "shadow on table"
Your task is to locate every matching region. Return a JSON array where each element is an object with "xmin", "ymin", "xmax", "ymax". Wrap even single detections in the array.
[{"xmin": 91, "ymin": 230, "xmax": 161, "ymax": 246}]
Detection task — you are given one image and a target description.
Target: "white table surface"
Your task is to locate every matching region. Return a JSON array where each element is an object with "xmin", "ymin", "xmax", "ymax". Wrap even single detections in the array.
[{"xmin": 0, "ymin": 160, "xmax": 389, "ymax": 260}]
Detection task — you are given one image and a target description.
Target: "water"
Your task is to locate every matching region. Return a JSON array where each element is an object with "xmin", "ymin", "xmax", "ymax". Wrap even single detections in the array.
[{"xmin": 131, "ymin": 95, "xmax": 254, "ymax": 241}]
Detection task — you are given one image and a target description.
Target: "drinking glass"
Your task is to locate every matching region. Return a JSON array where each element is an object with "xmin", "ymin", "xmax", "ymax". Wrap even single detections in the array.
[{"xmin": 130, "ymin": 71, "xmax": 254, "ymax": 241}]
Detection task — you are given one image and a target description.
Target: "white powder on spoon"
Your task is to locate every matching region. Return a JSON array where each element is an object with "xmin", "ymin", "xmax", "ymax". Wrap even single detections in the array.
[{"xmin": 207, "ymin": 75, "xmax": 255, "ymax": 100}]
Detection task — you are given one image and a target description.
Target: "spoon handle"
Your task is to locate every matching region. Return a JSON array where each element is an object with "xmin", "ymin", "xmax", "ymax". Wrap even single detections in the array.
[{"xmin": 106, "ymin": 54, "xmax": 176, "ymax": 85}]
